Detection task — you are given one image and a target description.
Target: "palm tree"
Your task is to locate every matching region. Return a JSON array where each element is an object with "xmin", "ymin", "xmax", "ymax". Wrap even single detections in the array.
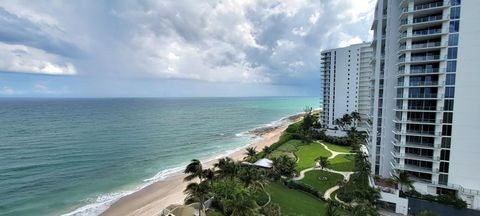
[
  {"xmin": 202, "ymin": 168, "xmax": 215, "ymax": 184},
  {"xmin": 262, "ymin": 146, "xmax": 272, "ymax": 154},
  {"xmin": 351, "ymin": 111, "xmax": 361, "ymax": 127},
  {"xmin": 214, "ymin": 157, "xmax": 237, "ymax": 180},
  {"xmin": 245, "ymin": 147, "xmax": 257, "ymax": 157},
  {"xmin": 184, "ymin": 181, "xmax": 211, "ymax": 214},
  {"xmin": 238, "ymin": 166, "xmax": 268, "ymax": 191},
  {"xmin": 317, "ymin": 156, "xmax": 330, "ymax": 170},
  {"xmin": 326, "ymin": 200, "xmax": 340, "ymax": 216},
  {"xmin": 393, "ymin": 170, "xmax": 413, "ymax": 193},
  {"xmin": 271, "ymin": 155, "xmax": 296, "ymax": 179},
  {"xmin": 224, "ymin": 189, "xmax": 258, "ymax": 216},
  {"xmin": 184, "ymin": 159, "xmax": 204, "ymax": 181},
  {"xmin": 334, "ymin": 118, "xmax": 343, "ymax": 130},
  {"xmin": 352, "ymin": 201, "xmax": 379, "ymax": 216},
  {"xmin": 341, "ymin": 114, "xmax": 353, "ymax": 129}
]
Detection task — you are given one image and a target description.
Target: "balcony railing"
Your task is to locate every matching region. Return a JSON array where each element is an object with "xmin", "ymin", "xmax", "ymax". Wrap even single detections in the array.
[
  {"xmin": 401, "ymin": 1, "xmax": 444, "ymax": 13},
  {"xmin": 400, "ymin": 28, "xmax": 445, "ymax": 39}
]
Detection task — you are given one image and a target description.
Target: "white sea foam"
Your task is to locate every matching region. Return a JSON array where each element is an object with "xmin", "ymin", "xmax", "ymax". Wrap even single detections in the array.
[{"xmin": 62, "ymin": 113, "xmax": 300, "ymax": 216}]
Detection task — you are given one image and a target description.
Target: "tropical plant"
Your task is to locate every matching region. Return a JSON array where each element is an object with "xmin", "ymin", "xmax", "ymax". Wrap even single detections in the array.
[
  {"xmin": 271, "ymin": 155, "xmax": 296, "ymax": 179},
  {"xmin": 317, "ymin": 156, "xmax": 330, "ymax": 170},
  {"xmin": 393, "ymin": 170, "xmax": 413, "ymax": 193},
  {"xmin": 184, "ymin": 159, "xmax": 204, "ymax": 181},
  {"xmin": 238, "ymin": 166, "xmax": 268, "ymax": 191},
  {"xmin": 223, "ymin": 188, "xmax": 258, "ymax": 216},
  {"xmin": 263, "ymin": 146, "xmax": 273, "ymax": 154},
  {"xmin": 261, "ymin": 203, "xmax": 281, "ymax": 216},
  {"xmin": 352, "ymin": 201, "xmax": 379, "ymax": 216},
  {"xmin": 351, "ymin": 111, "xmax": 361, "ymax": 127},
  {"xmin": 341, "ymin": 114, "xmax": 353, "ymax": 128},
  {"xmin": 184, "ymin": 181, "xmax": 211, "ymax": 213},
  {"xmin": 202, "ymin": 168, "xmax": 215, "ymax": 184},
  {"xmin": 245, "ymin": 147, "xmax": 257, "ymax": 157},
  {"xmin": 326, "ymin": 200, "xmax": 340, "ymax": 216},
  {"xmin": 214, "ymin": 157, "xmax": 237, "ymax": 180}
]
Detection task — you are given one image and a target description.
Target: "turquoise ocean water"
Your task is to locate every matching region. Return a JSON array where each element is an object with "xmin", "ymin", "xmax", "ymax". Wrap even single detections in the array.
[{"xmin": 0, "ymin": 97, "xmax": 318, "ymax": 216}]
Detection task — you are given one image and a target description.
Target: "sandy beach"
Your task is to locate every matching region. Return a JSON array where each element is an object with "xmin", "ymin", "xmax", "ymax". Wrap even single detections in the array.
[{"xmin": 100, "ymin": 114, "xmax": 303, "ymax": 216}]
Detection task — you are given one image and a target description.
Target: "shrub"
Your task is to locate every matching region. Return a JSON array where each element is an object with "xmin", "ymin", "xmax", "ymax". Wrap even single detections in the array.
[
  {"xmin": 283, "ymin": 179, "xmax": 325, "ymax": 201},
  {"xmin": 253, "ymin": 190, "xmax": 269, "ymax": 206}
]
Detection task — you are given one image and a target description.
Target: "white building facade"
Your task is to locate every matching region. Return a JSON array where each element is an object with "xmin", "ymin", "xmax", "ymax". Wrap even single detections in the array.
[
  {"xmin": 369, "ymin": 0, "xmax": 480, "ymax": 210},
  {"xmin": 320, "ymin": 42, "xmax": 373, "ymax": 129}
]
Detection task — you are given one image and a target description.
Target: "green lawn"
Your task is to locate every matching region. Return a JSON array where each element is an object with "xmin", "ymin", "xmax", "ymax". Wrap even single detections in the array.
[
  {"xmin": 277, "ymin": 139, "xmax": 304, "ymax": 152},
  {"xmin": 295, "ymin": 142, "xmax": 331, "ymax": 171},
  {"xmin": 322, "ymin": 142, "xmax": 352, "ymax": 153},
  {"xmin": 266, "ymin": 182, "xmax": 327, "ymax": 216},
  {"xmin": 329, "ymin": 154, "xmax": 355, "ymax": 172},
  {"xmin": 298, "ymin": 170, "xmax": 344, "ymax": 194},
  {"xmin": 268, "ymin": 139, "xmax": 304, "ymax": 159}
]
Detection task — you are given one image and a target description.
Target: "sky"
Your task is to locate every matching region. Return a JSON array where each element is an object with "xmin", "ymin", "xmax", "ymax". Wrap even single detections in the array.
[{"xmin": 0, "ymin": 0, "xmax": 375, "ymax": 97}]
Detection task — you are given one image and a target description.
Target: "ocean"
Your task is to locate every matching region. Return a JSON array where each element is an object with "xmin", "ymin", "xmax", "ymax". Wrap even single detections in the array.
[{"xmin": 0, "ymin": 97, "xmax": 318, "ymax": 216}]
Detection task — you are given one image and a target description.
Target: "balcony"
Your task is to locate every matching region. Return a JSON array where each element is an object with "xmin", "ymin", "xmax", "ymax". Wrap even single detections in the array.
[
  {"xmin": 393, "ymin": 129, "xmax": 440, "ymax": 136},
  {"xmin": 392, "ymin": 139, "xmax": 438, "ymax": 149},
  {"xmin": 399, "ymin": 28, "xmax": 446, "ymax": 41},
  {"xmin": 393, "ymin": 117, "xmax": 442, "ymax": 124},
  {"xmin": 399, "ymin": 41, "xmax": 445, "ymax": 53},
  {"xmin": 394, "ymin": 105, "xmax": 443, "ymax": 112}
]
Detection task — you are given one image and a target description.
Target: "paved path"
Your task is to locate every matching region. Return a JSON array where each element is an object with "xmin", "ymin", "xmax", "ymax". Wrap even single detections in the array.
[{"xmin": 292, "ymin": 142, "xmax": 355, "ymax": 201}]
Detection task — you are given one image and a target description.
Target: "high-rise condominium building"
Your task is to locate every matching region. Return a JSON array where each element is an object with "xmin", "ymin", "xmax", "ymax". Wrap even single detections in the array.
[
  {"xmin": 321, "ymin": 42, "xmax": 373, "ymax": 129},
  {"xmin": 369, "ymin": 0, "xmax": 480, "ymax": 209}
]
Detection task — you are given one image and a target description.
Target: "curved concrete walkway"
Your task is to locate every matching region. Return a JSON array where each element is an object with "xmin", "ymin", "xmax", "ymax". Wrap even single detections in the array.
[{"xmin": 292, "ymin": 142, "xmax": 355, "ymax": 201}]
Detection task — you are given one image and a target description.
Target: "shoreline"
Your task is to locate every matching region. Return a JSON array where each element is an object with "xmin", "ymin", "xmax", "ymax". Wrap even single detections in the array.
[{"xmin": 97, "ymin": 114, "xmax": 303, "ymax": 216}]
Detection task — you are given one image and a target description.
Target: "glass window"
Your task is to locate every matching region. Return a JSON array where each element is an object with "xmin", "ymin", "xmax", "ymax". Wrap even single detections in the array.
[
  {"xmin": 448, "ymin": 34, "xmax": 459, "ymax": 46},
  {"xmin": 442, "ymin": 125, "xmax": 452, "ymax": 136},
  {"xmin": 446, "ymin": 74, "xmax": 456, "ymax": 85},
  {"xmin": 448, "ymin": 47, "xmax": 458, "ymax": 59},
  {"xmin": 447, "ymin": 61, "xmax": 457, "ymax": 72},
  {"xmin": 444, "ymin": 100, "xmax": 454, "ymax": 111},
  {"xmin": 451, "ymin": 0, "xmax": 461, "ymax": 6},
  {"xmin": 442, "ymin": 137, "xmax": 451, "ymax": 148},
  {"xmin": 441, "ymin": 150, "xmax": 450, "ymax": 161},
  {"xmin": 440, "ymin": 162, "xmax": 450, "ymax": 173},
  {"xmin": 445, "ymin": 87, "xmax": 455, "ymax": 98},
  {"xmin": 443, "ymin": 112, "xmax": 453, "ymax": 123},
  {"xmin": 450, "ymin": 21, "xmax": 460, "ymax": 33},
  {"xmin": 450, "ymin": 7, "xmax": 461, "ymax": 19},
  {"xmin": 439, "ymin": 174, "xmax": 448, "ymax": 185}
]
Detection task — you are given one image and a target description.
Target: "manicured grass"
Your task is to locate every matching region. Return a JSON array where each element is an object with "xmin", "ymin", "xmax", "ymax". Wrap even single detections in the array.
[
  {"xmin": 322, "ymin": 142, "xmax": 352, "ymax": 153},
  {"xmin": 329, "ymin": 154, "xmax": 355, "ymax": 172},
  {"xmin": 277, "ymin": 139, "xmax": 304, "ymax": 152},
  {"xmin": 298, "ymin": 170, "xmax": 344, "ymax": 194},
  {"xmin": 268, "ymin": 139, "xmax": 304, "ymax": 159},
  {"xmin": 266, "ymin": 182, "xmax": 327, "ymax": 216},
  {"xmin": 295, "ymin": 143, "xmax": 331, "ymax": 171}
]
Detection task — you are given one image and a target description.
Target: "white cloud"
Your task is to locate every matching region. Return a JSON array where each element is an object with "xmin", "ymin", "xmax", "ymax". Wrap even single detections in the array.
[
  {"xmin": 0, "ymin": 86, "xmax": 15, "ymax": 95},
  {"xmin": 33, "ymin": 83, "xmax": 69, "ymax": 94},
  {"xmin": 0, "ymin": 43, "xmax": 77, "ymax": 75}
]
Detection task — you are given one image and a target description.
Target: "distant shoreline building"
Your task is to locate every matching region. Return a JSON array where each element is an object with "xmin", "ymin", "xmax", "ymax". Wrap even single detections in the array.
[{"xmin": 320, "ymin": 42, "xmax": 373, "ymax": 130}]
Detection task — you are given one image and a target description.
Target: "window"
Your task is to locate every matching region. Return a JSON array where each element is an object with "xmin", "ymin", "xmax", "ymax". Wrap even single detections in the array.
[
  {"xmin": 442, "ymin": 125, "xmax": 452, "ymax": 136},
  {"xmin": 445, "ymin": 87, "xmax": 455, "ymax": 98},
  {"xmin": 447, "ymin": 61, "xmax": 457, "ymax": 72},
  {"xmin": 440, "ymin": 162, "xmax": 450, "ymax": 173},
  {"xmin": 448, "ymin": 34, "xmax": 459, "ymax": 46},
  {"xmin": 446, "ymin": 74, "xmax": 456, "ymax": 85},
  {"xmin": 441, "ymin": 150, "xmax": 450, "ymax": 161},
  {"xmin": 444, "ymin": 100, "xmax": 454, "ymax": 111},
  {"xmin": 443, "ymin": 112, "xmax": 453, "ymax": 123},
  {"xmin": 450, "ymin": 7, "xmax": 461, "ymax": 19},
  {"xmin": 451, "ymin": 0, "xmax": 461, "ymax": 6},
  {"xmin": 450, "ymin": 21, "xmax": 460, "ymax": 33},
  {"xmin": 439, "ymin": 174, "xmax": 448, "ymax": 185},
  {"xmin": 442, "ymin": 137, "xmax": 451, "ymax": 148},
  {"xmin": 448, "ymin": 47, "xmax": 458, "ymax": 59}
]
